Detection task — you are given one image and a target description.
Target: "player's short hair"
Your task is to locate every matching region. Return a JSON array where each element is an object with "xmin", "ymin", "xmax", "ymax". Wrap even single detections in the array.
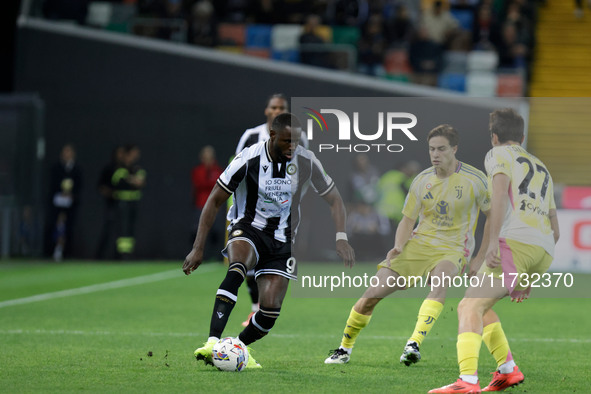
[
  {"xmin": 489, "ymin": 108, "xmax": 524, "ymax": 143},
  {"xmin": 427, "ymin": 124, "xmax": 459, "ymax": 147},
  {"xmin": 272, "ymin": 113, "xmax": 301, "ymax": 133},
  {"xmin": 266, "ymin": 93, "xmax": 289, "ymax": 110}
]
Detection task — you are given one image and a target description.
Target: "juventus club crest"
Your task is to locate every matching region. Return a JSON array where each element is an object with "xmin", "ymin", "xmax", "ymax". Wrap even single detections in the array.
[{"xmin": 455, "ymin": 185, "xmax": 463, "ymax": 199}]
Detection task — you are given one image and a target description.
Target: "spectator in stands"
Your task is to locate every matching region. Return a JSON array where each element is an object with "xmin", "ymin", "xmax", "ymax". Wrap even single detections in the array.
[
  {"xmin": 349, "ymin": 153, "xmax": 380, "ymax": 206},
  {"xmin": 191, "ymin": 145, "xmax": 223, "ymax": 260},
  {"xmin": 408, "ymin": 26, "xmax": 444, "ymax": 86},
  {"xmin": 347, "ymin": 201, "xmax": 390, "ymax": 261},
  {"xmin": 420, "ymin": 0, "xmax": 460, "ymax": 48},
  {"xmin": 299, "ymin": 14, "xmax": 330, "ymax": 68},
  {"xmin": 48, "ymin": 143, "xmax": 82, "ymax": 261},
  {"xmin": 496, "ymin": 22, "xmax": 528, "ymax": 68},
  {"xmin": 385, "ymin": 4, "xmax": 415, "ymax": 46},
  {"xmin": 249, "ymin": 0, "xmax": 282, "ymax": 24},
  {"xmin": 326, "ymin": 0, "xmax": 370, "ymax": 26},
  {"xmin": 472, "ymin": 2, "xmax": 499, "ymax": 50},
  {"xmin": 358, "ymin": 14, "xmax": 387, "ymax": 76},
  {"xmin": 347, "ymin": 154, "xmax": 388, "ymax": 261},
  {"xmin": 188, "ymin": 0, "xmax": 217, "ymax": 47},
  {"xmin": 504, "ymin": 1, "xmax": 533, "ymax": 49}
]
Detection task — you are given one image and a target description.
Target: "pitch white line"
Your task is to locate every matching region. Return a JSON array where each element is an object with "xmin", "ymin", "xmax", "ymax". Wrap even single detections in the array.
[
  {"xmin": 0, "ymin": 264, "xmax": 220, "ymax": 309},
  {"xmin": 1, "ymin": 329, "xmax": 590, "ymax": 344}
]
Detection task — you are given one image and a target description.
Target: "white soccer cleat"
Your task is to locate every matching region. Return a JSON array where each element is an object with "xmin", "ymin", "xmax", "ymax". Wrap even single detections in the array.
[
  {"xmin": 400, "ymin": 341, "xmax": 421, "ymax": 366},
  {"xmin": 325, "ymin": 348, "xmax": 350, "ymax": 364}
]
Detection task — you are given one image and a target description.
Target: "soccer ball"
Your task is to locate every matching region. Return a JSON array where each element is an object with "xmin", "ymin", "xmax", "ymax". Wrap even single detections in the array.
[{"xmin": 212, "ymin": 337, "xmax": 249, "ymax": 372}]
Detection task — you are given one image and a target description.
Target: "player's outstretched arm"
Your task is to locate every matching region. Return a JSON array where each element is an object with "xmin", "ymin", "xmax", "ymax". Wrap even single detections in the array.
[
  {"xmin": 485, "ymin": 173, "xmax": 510, "ymax": 269},
  {"xmin": 183, "ymin": 184, "xmax": 230, "ymax": 275},
  {"xmin": 321, "ymin": 187, "xmax": 355, "ymax": 268},
  {"xmin": 384, "ymin": 215, "xmax": 414, "ymax": 264}
]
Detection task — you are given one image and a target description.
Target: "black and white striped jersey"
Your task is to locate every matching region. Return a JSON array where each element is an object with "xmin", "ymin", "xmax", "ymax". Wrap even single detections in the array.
[{"xmin": 218, "ymin": 140, "xmax": 334, "ymax": 243}]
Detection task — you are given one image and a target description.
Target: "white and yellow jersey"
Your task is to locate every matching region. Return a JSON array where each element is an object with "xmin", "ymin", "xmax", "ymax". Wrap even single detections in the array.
[
  {"xmin": 485, "ymin": 145, "xmax": 556, "ymax": 256},
  {"xmin": 402, "ymin": 162, "xmax": 490, "ymax": 257}
]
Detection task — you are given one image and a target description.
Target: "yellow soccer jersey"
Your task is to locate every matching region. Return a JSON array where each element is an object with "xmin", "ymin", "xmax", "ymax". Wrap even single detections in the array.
[
  {"xmin": 484, "ymin": 145, "xmax": 556, "ymax": 256},
  {"xmin": 402, "ymin": 162, "xmax": 490, "ymax": 257}
]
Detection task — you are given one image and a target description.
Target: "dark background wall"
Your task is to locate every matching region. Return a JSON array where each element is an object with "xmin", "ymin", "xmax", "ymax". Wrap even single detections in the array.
[{"xmin": 14, "ymin": 23, "xmax": 508, "ymax": 260}]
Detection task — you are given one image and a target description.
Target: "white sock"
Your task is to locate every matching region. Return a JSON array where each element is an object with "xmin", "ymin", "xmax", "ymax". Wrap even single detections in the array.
[
  {"xmin": 340, "ymin": 346, "xmax": 352, "ymax": 354},
  {"xmin": 499, "ymin": 360, "xmax": 516, "ymax": 374},
  {"xmin": 251, "ymin": 303, "xmax": 259, "ymax": 313},
  {"xmin": 207, "ymin": 336, "xmax": 219, "ymax": 343},
  {"xmin": 460, "ymin": 375, "xmax": 478, "ymax": 384}
]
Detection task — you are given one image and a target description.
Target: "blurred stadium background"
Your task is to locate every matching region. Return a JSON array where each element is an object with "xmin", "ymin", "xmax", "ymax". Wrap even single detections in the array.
[{"xmin": 0, "ymin": 0, "xmax": 590, "ymax": 272}]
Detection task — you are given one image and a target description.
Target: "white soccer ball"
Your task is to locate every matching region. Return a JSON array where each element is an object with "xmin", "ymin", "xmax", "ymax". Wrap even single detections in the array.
[{"xmin": 212, "ymin": 337, "xmax": 249, "ymax": 372}]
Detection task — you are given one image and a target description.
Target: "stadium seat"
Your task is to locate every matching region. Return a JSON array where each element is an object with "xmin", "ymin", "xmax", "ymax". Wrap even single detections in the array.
[
  {"xmin": 105, "ymin": 3, "xmax": 134, "ymax": 32},
  {"xmin": 383, "ymin": 49, "xmax": 412, "ymax": 74},
  {"xmin": 271, "ymin": 49, "xmax": 300, "ymax": 63},
  {"xmin": 467, "ymin": 50, "xmax": 499, "ymax": 72},
  {"xmin": 383, "ymin": 74, "xmax": 411, "ymax": 83},
  {"xmin": 450, "ymin": 8, "xmax": 474, "ymax": 31},
  {"xmin": 496, "ymin": 73, "xmax": 524, "ymax": 97},
  {"xmin": 217, "ymin": 46, "xmax": 243, "ymax": 54},
  {"xmin": 332, "ymin": 26, "xmax": 360, "ymax": 45},
  {"xmin": 466, "ymin": 71, "xmax": 498, "ymax": 96},
  {"xmin": 271, "ymin": 24, "xmax": 302, "ymax": 51},
  {"xmin": 438, "ymin": 72, "xmax": 466, "ymax": 92},
  {"xmin": 246, "ymin": 25, "xmax": 272, "ymax": 48},
  {"xmin": 217, "ymin": 23, "xmax": 246, "ymax": 47},
  {"xmin": 86, "ymin": 2, "xmax": 113, "ymax": 27},
  {"xmin": 443, "ymin": 51, "xmax": 468, "ymax": 73},
  {"xmin": 243, "ymin": 48, "xmax": 271, "ymax": 58}
]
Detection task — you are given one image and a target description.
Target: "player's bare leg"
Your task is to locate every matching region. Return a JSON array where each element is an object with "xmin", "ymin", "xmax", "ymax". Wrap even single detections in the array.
[
  {"xmin": 467, "ymin": 290, "xmax": 525, "ymax": 391},
  {"xmin": 326, "ymin": 267, "xmax": 404, "ymax": 364},
  {"xmin": 430, "ymin": 277, "xmax": 511, "ymax": 393},
  {"xmin": 403, "ymin": 260, "xmax": 458, "ymax": 366},
  {"xmin": 238, "ymin": 274, "xmax": 290, "ymax": 368}
]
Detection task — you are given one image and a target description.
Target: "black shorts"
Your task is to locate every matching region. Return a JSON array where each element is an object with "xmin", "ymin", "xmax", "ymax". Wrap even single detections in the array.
[{"xmin": 223, "ymin": 224, "xmax": 296, "ymax": 280}]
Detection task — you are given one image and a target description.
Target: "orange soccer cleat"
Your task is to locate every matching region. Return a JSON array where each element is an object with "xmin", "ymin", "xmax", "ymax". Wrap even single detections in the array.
[
  {"xmin": 428, "ymin": 378, "xmax": 481, "ymax": 393},
  {"xmin": 241, "ymin": 311, "xmax": 255, "ymax": 327},
  {"xmin": 482, "ymin": 366, "xmax": 524, "ymax": 391}
]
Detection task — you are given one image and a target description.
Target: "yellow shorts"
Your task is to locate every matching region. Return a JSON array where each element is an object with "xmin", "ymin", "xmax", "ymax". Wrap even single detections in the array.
[
  {"xmin": 482, "ymin": 238, "xmax": 553, "ymax": 298},
  {"xmin": 377, "ymin": 238, "xmax": 467, "ymax": 288}
]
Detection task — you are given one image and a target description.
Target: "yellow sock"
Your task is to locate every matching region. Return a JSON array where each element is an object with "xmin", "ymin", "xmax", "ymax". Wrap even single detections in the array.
[
  {"xmin": 482, "ymin": 322, "xmax": 513, "ymax": 369},
  {"xmin": 340, "ymin": 307, "xmax": 372, "ymax": 349},
  {"xmin": 457, "ymin": 332, "xmax": 483, "ymax": 376},
  {"xmin": 409, "ymin": 299, "xmax": 444, "ymax": 345}
]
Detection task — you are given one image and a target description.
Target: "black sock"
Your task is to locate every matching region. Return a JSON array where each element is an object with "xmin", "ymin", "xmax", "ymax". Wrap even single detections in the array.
[
  {"xmin": 208, "ymin": 262, "xmax": 246, "ymax": 338},
  {"xmin": 238, "ymin": 306, "xmax": 281, "ymax": 345}
]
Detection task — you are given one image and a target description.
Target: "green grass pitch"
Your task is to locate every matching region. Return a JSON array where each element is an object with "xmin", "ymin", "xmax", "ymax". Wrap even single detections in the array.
[{"xmin": 1, "ymin": 261, "xmax": 589, "ymax": 393}]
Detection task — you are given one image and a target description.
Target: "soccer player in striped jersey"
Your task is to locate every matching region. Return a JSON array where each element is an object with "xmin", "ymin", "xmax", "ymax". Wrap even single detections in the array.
[
  {"xmin": 184, "ymin": 113, "xmax": 354, "ymax": 368},
  {"xmin": 236, "ymin": 94, "xmax": 309, "ymax": 154},
  {"xmin": 429, "ymin": 109, "xmax": 559, "ymax": 393},
  {"xmin": 235, "ymin": 94, "xmax": 309, "ymax": 328},
  {"xmin": 325, "ymin": 124, "xmax": 491, "ymax": 366}
]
